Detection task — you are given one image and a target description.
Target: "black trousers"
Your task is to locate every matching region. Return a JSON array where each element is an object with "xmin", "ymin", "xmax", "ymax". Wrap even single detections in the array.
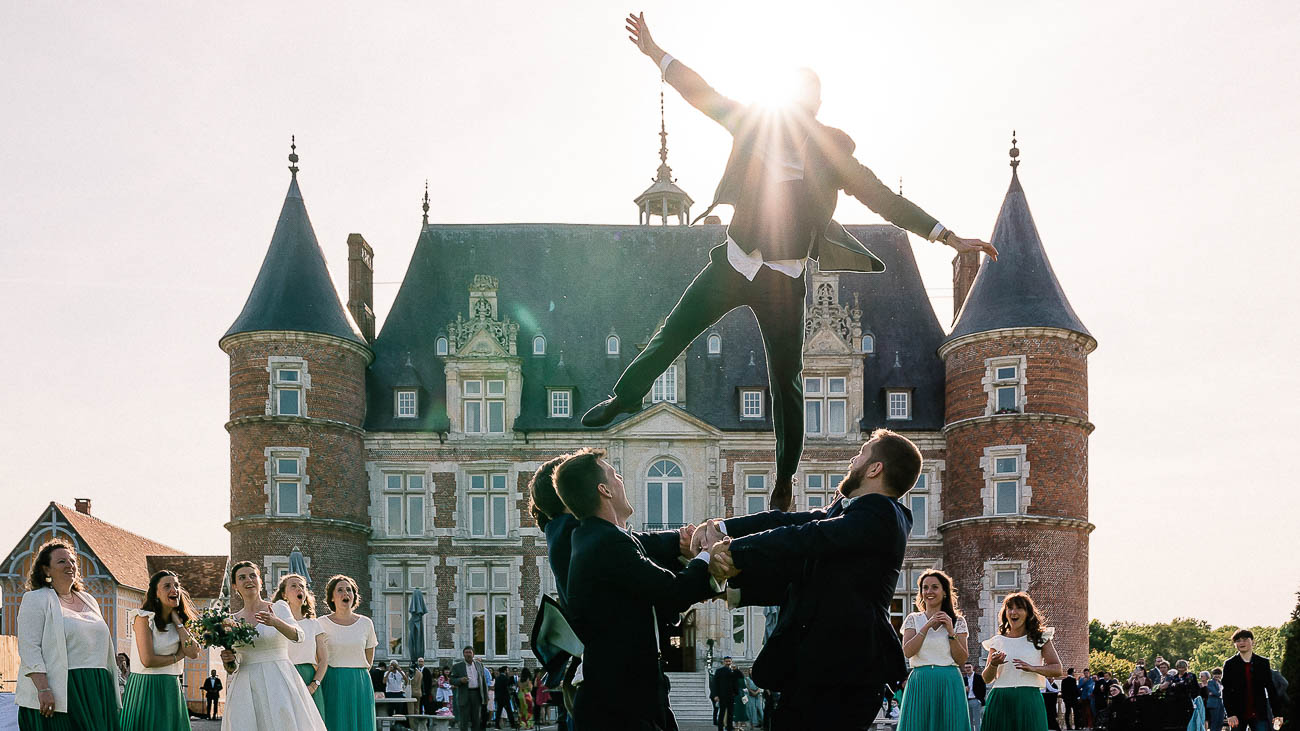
[
  {"xmin": 717, "ymin": 695, "xmax": 737, "ymax": 730},
  {"xmin": 205, "ymin": 697, "xmax": 219, "ymax": 718},
  {"xmin": 772, "ymin": 684, "xmax": 883, "ymax": 731},
  {"xmin": 613, "ymin": 244, "xmax": 807, "ymax": 479}
]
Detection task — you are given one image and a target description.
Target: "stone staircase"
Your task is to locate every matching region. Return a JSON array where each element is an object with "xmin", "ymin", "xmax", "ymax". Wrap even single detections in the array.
[{"xmin": 666, "ymin": 671, "xmax": 714, "ymax": 723}]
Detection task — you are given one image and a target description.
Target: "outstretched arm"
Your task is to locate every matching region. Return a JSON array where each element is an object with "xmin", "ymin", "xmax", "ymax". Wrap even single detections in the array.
[{"xmin": 626, "ymin": 12, "xmax": 743, "ymax": 128}]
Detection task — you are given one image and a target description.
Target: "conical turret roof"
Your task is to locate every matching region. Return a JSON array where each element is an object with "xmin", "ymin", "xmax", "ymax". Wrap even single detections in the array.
[
  {"xmin": 947, "ymin": 167, "xmax": 1090, "ymax": 343},
  {"xmin": 222, "ymin": 172, "xmax": 366, "ymax": 348}
]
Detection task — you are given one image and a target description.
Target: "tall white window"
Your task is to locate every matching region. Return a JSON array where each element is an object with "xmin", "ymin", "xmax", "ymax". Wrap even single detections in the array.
[
  {"xmin": 436, "ymin": 336, "xmax": 449, "ymax": 356},
  {"xmin": 652, "ymin": 365, "xmax": 678, "ymax": 403},
  {"xmin": 707, "ymin": 333, "xmax": 722, "ymax": 354},
  {"xmin": 887, "ymin": 390, "xmax": 912, "ymax": 421},
  {"xmin": 986, "ymin": 356, "xmax": 1027, "ymax": 416},
  {"xmin": 467, "ymin": 565, "xmax": 511, "ymax": 658},
  {"xmin": 900, "ymin": 473, "xmax": 929, "ymax": 538},
  {"xmin": 606, "ymin": 335, "xmax": 620, "ymax": 355},
  {"xmin": 273, "ymin": 365, "xmax": 304, "ymax": 416},
  {"xmin": 994, "ymin": 455, "xmax": 1021, "ymax": 515},
  {"xmin": 990, "ymin": 566, "xmax": 1023, "ymax": 614},
  {"xmin": 549, "ymin": 389, "xmax": 571, "ymax": 418},
  {"xmin": 740, "ymin": 389, "xmax": 764, "ymax": 419},
  {"xmin": 395, "ymin": 390, "xmax": 418, "ymax": 418},
  {"xmin": 743, "ymin": 474, "xmax": 767, "ymax": 515},
  {"xmin": 463, "ymin": 379, "xmax": 506, "ymax": 434},
  {"xmin": 384, "ymin": 473, "xmax": 426, "ymax": 537},
  {"xmin": 532, "ymin": 335, "xmax": 546, "ymax": 355},
  {"xmin": 273, "ymin": 453, "xmax": 303, "ymax": 516},
  {"xmin": 802, "ymin": 472, "xmax": 843, "ymax": 510},
  {"xmin": 646, "ymin": 460, "xmax": 685, "ymax": 529},
  {"xmin": 891, "ymin": 567, "xmax": 932, "ymax": 634},
  {"xmin": 805, "ymin": 377, "xmax": 847, "ymax": 435},
  {"xmin": 469, "ymin": 473, "xmax": 509, "ymax": 538},
  {"xmin": 381, "ymin": 566, "xmax": 426, "ymax": 658}
]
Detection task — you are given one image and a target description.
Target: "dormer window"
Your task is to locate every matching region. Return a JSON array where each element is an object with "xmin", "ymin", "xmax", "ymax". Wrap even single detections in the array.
[
  {"xmin": 606, "ymin": 335, "xmax": 620, "ymax": 356},
  {"xmin": 463, "ymin": 379, "xmax": 506, "ymax": 434},
  {"xmin": 395, "ymin": 390, "xmax": 418, "ymax": 419},
  {"xmin": 886, "ymin": 390, "xmax": 912, "ymax": 421},
  {"xmin": 548, "ymin": 388, "xmax": 572, "ymax": 418},
  {"xmin": 436, "ymin": 336, "xmax": 449, "ymax": 356},
  {"xmin": 707, "ymin": 333, "xmax": 722, "ymax": 354},
  {"xmin": 533, "ymin": 335, "xmax": 546, "ymax": 355},
  {"xmin": 861, "ymin": 334, "xmax": 875, "ymax": 353}
]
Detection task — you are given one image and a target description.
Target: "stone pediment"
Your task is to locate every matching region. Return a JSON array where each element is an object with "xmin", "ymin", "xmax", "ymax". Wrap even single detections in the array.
[
  {"xmin": 805, "ymin": 326, "xmax": 854, "ymax": 355},
  {"xmin": 457, "ymin": 328, "xmax": 510, "ymax": 358},
  {"xmin": 804, "ymin": 278, "xmax": 862, "ymax": 351},
  {"xmin": 448, "ymin": 276, "xmax": 519, "ymax": 357},
  {"xmin": 607, "ymin": 402, "xmax": 721, "ymax": 438}
]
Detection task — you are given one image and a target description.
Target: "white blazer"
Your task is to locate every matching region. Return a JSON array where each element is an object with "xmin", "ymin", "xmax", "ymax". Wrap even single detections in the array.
[{"xmin": 16, "ymin": 587, "xmax": 121, "ymax": 712}]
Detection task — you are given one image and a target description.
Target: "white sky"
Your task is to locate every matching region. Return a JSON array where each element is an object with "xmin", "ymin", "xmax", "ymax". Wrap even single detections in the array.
[{"xmin": 2, "ymin": 1, "xmax": 1298, "ymax": 628}]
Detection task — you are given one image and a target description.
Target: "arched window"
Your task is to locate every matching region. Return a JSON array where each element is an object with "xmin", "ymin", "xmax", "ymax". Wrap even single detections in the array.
[
  {"xmin": 436, "ymin": 336, "xmax": 449, "ymax": 356},
  {"xmin": 707, "ymin": 333, "xmax": 722, "ymax": 354},
  {"xmin": 861, "ymin": 334, "xmax": 875, "ymax": 354},
  {"xmin": 533, "ymin": 335, "xmax": 546, "ymax": 355},
  {"xmin": 646, "ymin": 459, "xmax": 685, "ymax": 529},
  {"xmin": 606, "ymin": 335, "xmax": 620, "ymax": 356}
]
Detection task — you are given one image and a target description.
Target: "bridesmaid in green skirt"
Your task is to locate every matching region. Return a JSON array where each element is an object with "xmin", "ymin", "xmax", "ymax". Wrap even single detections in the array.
[
  {"xmin": 980, "ymin": 592, "xmax": 1064, "ymax": 731},
  {"xmin": 120, "ymin": 570, "xmax": 200, "ymax": 731},
  {"xmin": 316, "ymin": 574, "xmax": 378, "ymax": 731},
  {"xmin": 897, "ymin": 569, "xmax": 972, "ymax": 731},
  {"xmin": 16, "ymin": 540, "xmax": 121, "ymax": 730},
  {"xmin": 274, "ymin": 574, "xmax": 328, "ymax": 717}
]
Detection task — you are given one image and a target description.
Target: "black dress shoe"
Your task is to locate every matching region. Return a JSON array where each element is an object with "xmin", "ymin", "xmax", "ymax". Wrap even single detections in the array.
[
  {"xmin": 769, "ymin": 475, "xmax": 795, "ymax": 511},
  {"xmin": 580, "ymin": 397, "xmax": 640, "ymax": 427}
]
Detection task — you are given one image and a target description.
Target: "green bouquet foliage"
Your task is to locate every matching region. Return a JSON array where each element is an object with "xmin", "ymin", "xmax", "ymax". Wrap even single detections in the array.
[{"xmin": 189, "ymin": 601, "xmax": 259, "ymax": 651}]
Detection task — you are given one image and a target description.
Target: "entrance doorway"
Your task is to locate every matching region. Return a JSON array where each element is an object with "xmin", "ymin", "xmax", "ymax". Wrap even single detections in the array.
[{"xmin": 662, "ymin": 608, "xmax": 698, "ymax": 672}]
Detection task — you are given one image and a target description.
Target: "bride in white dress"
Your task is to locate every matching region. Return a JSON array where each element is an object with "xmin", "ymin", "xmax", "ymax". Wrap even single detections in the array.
[{"xmin": 219, "ymin": 561, "xmax": 327, "ymax": 730}]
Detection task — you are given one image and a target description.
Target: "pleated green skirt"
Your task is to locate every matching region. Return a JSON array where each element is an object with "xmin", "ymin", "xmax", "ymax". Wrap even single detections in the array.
[
  {"xmin": 119, "ymin": 672, "xmax": 191, "ymax": 731},
  {"xmin": 18, "ymin": 668, "xmax": 120, "ymax": 731},
  {"xmin": 295, "ymin": 662, "xmax": 328, "ymax": 717},
  {"xmin": 982, "ymin": 686, "xmax": 1048, "ymax": 731},
  {"xmin": 320, "ymin": 667, "xmax": 375, "ymax": 731},
  {"xmin": 898, "ymin": 665, "xmax": 973, "ymax": 731}
]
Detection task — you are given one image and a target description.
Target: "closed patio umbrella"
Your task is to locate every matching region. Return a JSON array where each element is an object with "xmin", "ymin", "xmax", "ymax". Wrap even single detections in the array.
[
  {"xmin": 288, "ymin": 547, "xmax": 311, "ymax": 586},
  {"xmin": 408, "ymin": 588, "xmax": 428, "ymax": 665}
]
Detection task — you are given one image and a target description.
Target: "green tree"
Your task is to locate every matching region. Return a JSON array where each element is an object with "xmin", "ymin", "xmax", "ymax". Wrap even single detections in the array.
[
  {"xmin": 1282, "ymin": 592, "xmax": 1299, "ymax": 731},
  {"xmin": 1110, "ymin": 623, "xmax": 1157, "ymax": 665},
  {"xmin": 1089, "ymin": 619, "xmax": 1114, "ymax": 654},
  {"xmin": 1088, "ymin": 649, "xmax": 1134, "ymax": 679}
]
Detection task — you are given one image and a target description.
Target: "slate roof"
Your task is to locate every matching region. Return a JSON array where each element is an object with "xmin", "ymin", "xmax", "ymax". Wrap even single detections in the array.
[
  {"xmin": 947, "ymin": 169, "xmax": 1091, "ymax": 342},
  {"xmin": 146, "ymin": 555, "xmax": 228, "ymax": 600},
  {"xmin": 366, "ymin": 222, "xmax": 947, "ymax": 433},
  {"xmin": 222, "ymin": 175, "xmax": 367, "ymax": 348},
  {"xmin": 56, "ymin": 504, "xmax": 187, "ymax": 592}
]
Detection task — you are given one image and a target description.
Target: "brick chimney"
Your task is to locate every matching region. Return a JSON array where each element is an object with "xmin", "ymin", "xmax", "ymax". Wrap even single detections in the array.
[
  {"xmin": 347, "ymin": 233, "xmax": 375, "ymax": 343},
  {"xmin": 74, "ymin": 498, "xmax": 92, "ymax": 515},
  {"xmin": 951, "ymin": 251, "xmax": 979, "ymax": 321}
]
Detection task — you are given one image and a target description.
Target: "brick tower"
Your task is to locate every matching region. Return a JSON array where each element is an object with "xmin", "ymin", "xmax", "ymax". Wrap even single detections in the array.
[
  {"xmin": 219, "ymin": 141, "xmax": 373, "ymax": 603},
  {"xmin": 939, "ymin": 138, "xmax": 1096, "ymax": 668}
]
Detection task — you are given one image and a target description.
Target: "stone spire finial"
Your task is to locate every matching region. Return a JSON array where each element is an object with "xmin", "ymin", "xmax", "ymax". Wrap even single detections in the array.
[
  {"xmin": 898, "ymin": 177, "xmax": 903, "ymax": 196},
  {"xmin": 655, "ymin": 89, "xmax": 674, "ymax": 183},
  {"xmin": 1009, "ymin": 130, "xmax": 1020, "ymax": 170},
  {"xmin": 288, "ymin": 135, "xmax": 299, "ymax": 178},
  {"xmin": 422, "ymin": 179, "xmax": 430, "ymax": 225}
]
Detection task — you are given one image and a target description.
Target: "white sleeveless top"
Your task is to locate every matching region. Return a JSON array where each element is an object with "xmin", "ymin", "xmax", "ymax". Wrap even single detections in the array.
[
  {"xmin": 127, "ymin": 609, "xmax": 184, "ymax": 675},
  {"xmin": 982, "ymin": 629, "xmax": 1055, "ymax": 688},
  {"xmin": 318, "ymin": 614, "xmax": 377, "ymax": 668},
  {"xmin": 902, "ymin": 611, "xmax": 969, "ymax": 667},
  {"xmin": 62, "ymin": 603, "xmax": 113, "ymax": 670},
  {"xmin": 286, "ymin": 616, "xmax": 322, "ymax": 666}
]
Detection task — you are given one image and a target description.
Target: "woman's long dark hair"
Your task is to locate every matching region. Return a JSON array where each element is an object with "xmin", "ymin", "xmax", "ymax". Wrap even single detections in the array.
[
  {"xmin": 28, "ymin": 539, "xmax": 85, "ymax": 592},
  {"xmin": 141, "ymin": 570, "xmax": 197, "ymax": 631},
  {"xmin": 913, "ymin": 569, "xmax": 962, "ymax": 621},
  {"xmin": 999, "ymin": 591, "xmax": 1048, "ymax": 649}
]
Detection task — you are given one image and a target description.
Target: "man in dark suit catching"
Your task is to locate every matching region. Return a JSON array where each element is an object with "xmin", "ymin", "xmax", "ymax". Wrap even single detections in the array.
[
  {"xmin": 702, "ymin": 429, "xmax": 919, "ymax": 730},
  {"xmin": 583, "ymin": 13, "xmax": 997, "ymax": 512},
  {"xmin": 556, "ymin": 447, "xmax": 722, "ymax": 731}
]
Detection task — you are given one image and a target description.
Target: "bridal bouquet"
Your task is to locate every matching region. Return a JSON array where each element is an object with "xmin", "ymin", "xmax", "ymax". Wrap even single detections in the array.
[{"xmin": 188, "ymin": 601, "xmax": 259, "ymax": 650}]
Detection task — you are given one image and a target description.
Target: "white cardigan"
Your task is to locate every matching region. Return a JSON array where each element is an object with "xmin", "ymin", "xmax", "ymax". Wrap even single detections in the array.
[{"xmin": 16, "ymin": 587, "xmax": 121, "ymax": 712}]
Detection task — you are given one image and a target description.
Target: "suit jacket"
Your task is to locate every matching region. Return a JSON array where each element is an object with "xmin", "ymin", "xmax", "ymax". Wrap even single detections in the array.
[
  {"xmin": 725, "ymin": 493, "xmax": 911, "ymax": 692},
  {"xmin": 713, "ymin": 666, "xmax": 743, "ymax": 699},
  {"xmin": 201, "ymin": 676, "xmax": 223, "ymax": 698},
  {"xmin": 543, "ymin": 513, "xmax": 578, "ymax": 609},
  {"xmin": 962, "ymin": 671, "xmax": 986, "ymax": 704},
  {"xmin": 668, "ymin": 61, "xmax": 939, "ymax": 272},
  {"xmin": 1222, "ymin": 653, "xmax": 1277, "ymax": 721},
  {"xmin": 1061, "ymin": 675, "xmax": 1079, "ymax": 701},
  {"xmin": 450, "ymin": 659, "xmax": 488, "ymax": 711},
  {"xmin": 566, "ymin": 517, "xmax": 717, "ymax": 727}
]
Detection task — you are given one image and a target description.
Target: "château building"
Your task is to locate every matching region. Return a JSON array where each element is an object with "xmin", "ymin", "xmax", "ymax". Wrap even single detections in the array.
[{"xmin": 219, "ymin": 131, "xmax": 1095, "ymax": 674}]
